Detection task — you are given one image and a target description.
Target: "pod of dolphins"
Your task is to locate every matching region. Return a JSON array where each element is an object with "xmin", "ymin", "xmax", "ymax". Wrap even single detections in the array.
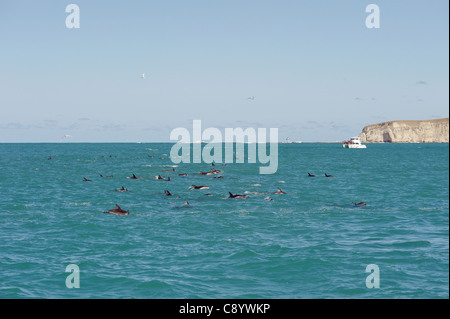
[{"xmin": 72, "ymin": 157, "xmax": 367, "ymax": 215}]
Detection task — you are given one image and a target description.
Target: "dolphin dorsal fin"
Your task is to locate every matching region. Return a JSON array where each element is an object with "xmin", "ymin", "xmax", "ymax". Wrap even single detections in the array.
[
  {"xmin": 115, "ymin": 204, "xmax": 120, "ymax": 209},
  {"xmin": 184, "ymin": 200, "xmax": 189, "ymax": 205}
]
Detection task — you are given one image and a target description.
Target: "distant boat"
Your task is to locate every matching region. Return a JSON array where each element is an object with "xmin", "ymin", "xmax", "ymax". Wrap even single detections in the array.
[
  {"xmin": 343, "ymin": 137, "xmax": 367, "ymax": 148},
  {"xmin": 280, "ymin": 137, "xmax": 302, "ymax": 144}
]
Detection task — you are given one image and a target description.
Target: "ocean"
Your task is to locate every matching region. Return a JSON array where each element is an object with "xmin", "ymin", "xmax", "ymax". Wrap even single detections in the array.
[{"xmin": 0, "ymin": 143, "xmax": 448, "ymax": 299}]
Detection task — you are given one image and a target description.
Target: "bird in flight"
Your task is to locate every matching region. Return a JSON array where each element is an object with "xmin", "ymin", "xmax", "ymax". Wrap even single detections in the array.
[
  {"xmin": 247, "ymin": 96, "xmax": 255, "ymax": 100},
  {"xmin": 141, "ymin": 73, "xmax": 145, "ymax": 79},
  {"xmin": 61, "ymin": 134, "xmax": 72, "ymax": 141}
]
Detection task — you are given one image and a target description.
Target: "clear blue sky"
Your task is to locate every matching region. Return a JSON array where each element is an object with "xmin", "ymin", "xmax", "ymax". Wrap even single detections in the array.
[{"xmin": 0, "ymin": 0, "xmax": 448, "ymax": 142}]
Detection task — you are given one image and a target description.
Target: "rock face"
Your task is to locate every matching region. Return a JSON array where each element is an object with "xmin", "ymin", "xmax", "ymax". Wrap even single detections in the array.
[{"xmin": 359, "ymin": 118, "xmax": 449, "ymax": 143}]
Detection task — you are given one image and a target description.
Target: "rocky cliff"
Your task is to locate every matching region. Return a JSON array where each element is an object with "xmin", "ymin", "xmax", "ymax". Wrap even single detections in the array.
[{"xmin": 359, "ymin": 118, "xmax": 449, "ymax": 143}]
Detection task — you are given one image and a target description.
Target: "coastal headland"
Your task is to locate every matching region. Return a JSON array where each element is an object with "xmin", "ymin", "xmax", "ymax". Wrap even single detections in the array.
[{"xmin": 359, "ymin": 118, "xmax": 449, "ymax": 143}]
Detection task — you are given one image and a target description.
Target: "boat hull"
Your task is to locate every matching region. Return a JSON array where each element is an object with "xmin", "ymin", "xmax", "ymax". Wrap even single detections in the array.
[{"xmin": 343, "ymin": 144, "xmax": 367, "ymax": 148}]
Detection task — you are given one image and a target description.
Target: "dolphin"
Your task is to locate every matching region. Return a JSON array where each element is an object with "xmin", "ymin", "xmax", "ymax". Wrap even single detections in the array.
[
  {"xmin": 178, "ymin": 173, "xmax": 188, "ymax": 176},
  {"xmin": 103, "ymin": 204, "xmax": 130, "ymax": 215},
  {"xmin": 172, "ymin": 199, "xmax": 191, "ymax": 208},
  {"xmin": 308, "ymin": 173, "xmax": 316, "ymax": 177},
  {"xmin": 189, "ymin": 185, "xmax": 210, "ymax": 190},
  {"xmin": 163, "ymin": 168, "xmax": 175, "ymax": 172},
  {"xmin": 115, "ymin": 186, "xmax": 128, "ymax": 192},
  {"xmin": 164, "ymin": 190, "xmax": 172, "ymax": 196},
  {"xmin": 353, "ymin": 202, "xmax": 367, "ymax": 206},
  {"xmin": 272, "ymin": 187, "xmax": 286, "ymax": 194},
  {"xmin": 156, "ymin": 175, "xmax": 170, "ymax": 181},
  {"xmin": 325, "ymin": 173, "xmax": 335, "ymax": 178},
  {"xmin": 83, "ymin": 177, "xmax": 92, "ymax": 182},
  {"xmin": 198, "ymin": 169, "xmax": 222, "ymax": 175},
  {"xmin": 229, "ymin": 192, "xmax": 249, "ymax": 199},
  {"xmin": 128, "ymin": 174, "xmax": 140, "ymax": 180}
]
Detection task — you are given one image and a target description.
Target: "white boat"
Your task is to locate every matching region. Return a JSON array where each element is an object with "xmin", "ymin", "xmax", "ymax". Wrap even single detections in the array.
[
  {"xmin": 343, "ymin": 136, "xmax": 367, "ymax": 148},
  {"xmin": 281, "ymin": 137, "xmax": 302, "ymax": 144}
]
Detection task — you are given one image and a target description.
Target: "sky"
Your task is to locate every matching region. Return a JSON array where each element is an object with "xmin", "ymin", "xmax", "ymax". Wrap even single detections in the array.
[{"xmin": 0, "ymin": 0, "xmax": 448, "ymax": 142}]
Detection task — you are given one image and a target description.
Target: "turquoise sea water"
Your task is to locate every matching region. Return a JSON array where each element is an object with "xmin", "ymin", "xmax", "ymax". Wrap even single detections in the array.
[{"xmin": 0, "ymin": 143, "xmax": 448, "ymax": 299}]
